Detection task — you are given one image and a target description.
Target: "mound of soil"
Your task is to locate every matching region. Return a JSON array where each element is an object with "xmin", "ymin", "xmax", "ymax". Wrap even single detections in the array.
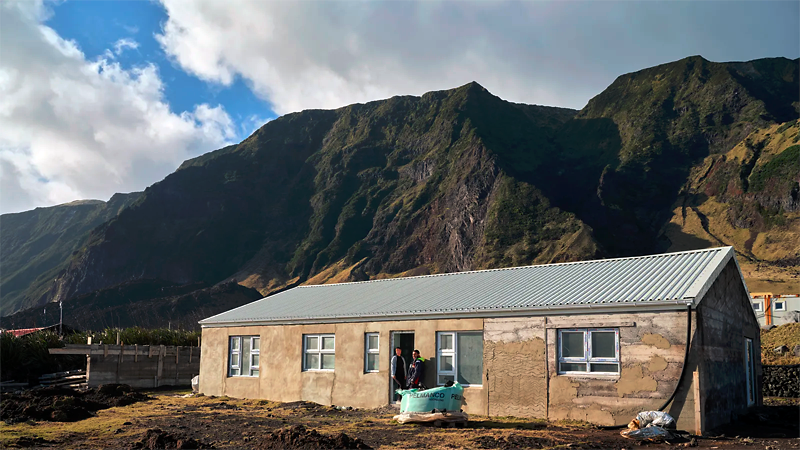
[
  {"xmin": 0, "ymin": 384, "xmax": 150, "ymax": 424},
  {"xmin": 257, "ymin": 425, "xmax": 371, "ymax": 449},
  {"xmin": 131, "ymin": 428, "xmax": 215, "ymax": 449}
]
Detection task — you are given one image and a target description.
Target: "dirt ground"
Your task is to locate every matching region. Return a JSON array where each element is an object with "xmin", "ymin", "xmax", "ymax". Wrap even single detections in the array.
[{"xmin": 1, "ymin": 388, "xmax": 797, "ymax": 449}]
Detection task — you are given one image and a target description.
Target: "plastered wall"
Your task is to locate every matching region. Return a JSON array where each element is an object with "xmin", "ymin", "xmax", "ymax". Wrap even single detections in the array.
[
  {"xmin": 484, "ymin": 311, "xmax": 697, "ymax": 429},
  {"xmin": 483, "ymin": 317, "xmax": 547, "ymax": 418},
  {"xmin": 200, "ymin": 318, "xmax": 487, "ymax": 414}
]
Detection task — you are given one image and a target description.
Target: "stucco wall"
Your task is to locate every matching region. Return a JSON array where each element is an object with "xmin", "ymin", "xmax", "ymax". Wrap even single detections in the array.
[
  {"xmin": 540, "ymin": 312, "xmax": 697, "ymax": 429},
  {"xmin": 696, "ymin": 260, "xmax": 762, "ymax": 432},
  {"xmin": 484, "ymin": 317, "xmax": 547, "ymax": 418},
  {"xmin": 200, "ymin": 318, "xmax": 486, "ymax": 415}
]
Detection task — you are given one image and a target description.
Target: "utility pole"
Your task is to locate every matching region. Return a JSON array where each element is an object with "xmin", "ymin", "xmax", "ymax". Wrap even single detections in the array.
[{"xmin": 59, "ymin": 301, "xmax": 63, "ymax": 336}]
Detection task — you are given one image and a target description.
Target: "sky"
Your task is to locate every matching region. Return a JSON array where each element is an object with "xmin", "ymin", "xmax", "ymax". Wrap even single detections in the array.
[{"xmin": 0, "ymin": 0, "xmax": 798, "ymax": 214}]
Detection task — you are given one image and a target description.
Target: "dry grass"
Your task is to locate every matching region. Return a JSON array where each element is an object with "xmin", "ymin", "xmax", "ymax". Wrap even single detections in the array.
[{"xmin": 761, "ymin": 322, "xmax": 800, "ymax": 365}]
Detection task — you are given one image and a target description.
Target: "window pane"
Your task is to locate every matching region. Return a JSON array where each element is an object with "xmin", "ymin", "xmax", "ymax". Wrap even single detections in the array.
[
  {"xmin": 591, "ymin": 331, "xmax": 616, "ymax": 358},
  {"xmin": 251, "ymin": 369, "xmax": 259, "ymax": 377},
  {"xmin": 590, "ymin": 363, "xmax": 619, "ymax": 373},
  {"xmin": 441, "ymin": 355, "xmax": 454, "ymax": 371},
  {"xmin": 230, "ymin": 367, "xmax": 240, "ymax": 376},
  {"xmin": 231, "ymin": 353, "xmax": 240, "ymax": 367},
  {"xmin": 457, "ymin": 332, "xmax": 483, "ymax": 385},
  {"xmin": 251, "ymin": 354, "xmax": 260, "ymax": 368},
  {"xmin": 367, "ymin": 334, "xmax": 379, "ymax": 351},
  {"xmin": 322, "ymin": 336, "xmax": 335, "ymax": 350},
  {"xmin": 321, "ymin": 354, "xmax": 335, "ymax": 370},
  {"xmin": 440, "ymin": 334, "xmax": 453, "ymax": 350},
  {"xmin": 252, "ymin": 337, "xmax": 260, "ymax": 350},
  {"xmin": 231, "ymin": 337, "xmax": 240, "ymax": 350},
  {"xmin": 559, "ymin": 362, "xmax": 587, "ymax": 372},
  {"xmin": 306, "ymin": 336, "xmax": 319, "ymax": 351},
  {"xmin": 367, "ymin": 354, "xmax": 379, "ymax": 371},
  {"xmin": 241, "ymin": 337, "xmax": 251, "ymax": 375},
  {"xmin": 438, "ymin": 374, "xmax": 455, "ymax": 385},
  {"xmin": 305, "ymin": 353, "xmax": 319, "ymax": 370},
  {"xmin": 561, "ymin": 332, "xmax": 585, "ymax": 358}
]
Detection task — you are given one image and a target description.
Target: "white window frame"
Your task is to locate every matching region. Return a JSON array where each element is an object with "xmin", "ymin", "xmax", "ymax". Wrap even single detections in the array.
[
  {"xmin": 303, "ymin": 334, "xmax": 335, "ymax": 371},
  {"xmin": 436, "ymin": 331, "xmax": 483, "ymax": 387},
  {"xmin": 774, "ymin": 301, "xmax": 786, "ymax": 312},
  {"xmin": 229, "ymin": 336, "xmax": 241, "ymax": 377},
  {"xmin": 249, "ymin": 336, "xmax": 260, "ymax": 377},
  {"xmin": 752, "ymin": 301, "xmax": 762, "ymax": 312},
  {"xmin": 228, "ymin": 335, "xmax": 260, "ymax": 377},
  {"xmin": 558, "ymin": 328, "xmax": 620, "ymax": 375},
  {"xmin": 364, "ymin": 332, "xmax": 379, "ymax": 373}
]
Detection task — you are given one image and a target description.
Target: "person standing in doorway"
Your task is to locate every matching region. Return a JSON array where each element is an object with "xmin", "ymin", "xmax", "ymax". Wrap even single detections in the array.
[
  {"xmin": 407, "ymin": 349, "xmax": 425, "ymax": 389},
  {"xmin": 390, "ymin": 347, "xmax": 406, "ymax": 401}
]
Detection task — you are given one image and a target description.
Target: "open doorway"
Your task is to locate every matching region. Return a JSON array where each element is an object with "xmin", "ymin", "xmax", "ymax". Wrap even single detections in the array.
[{"xmin": 390, "ymin": 331, "xmax": 415, "ymax": 403}]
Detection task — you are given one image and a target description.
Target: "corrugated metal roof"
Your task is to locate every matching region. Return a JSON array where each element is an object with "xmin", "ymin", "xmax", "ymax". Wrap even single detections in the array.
[{"xmin": 200, "ymin": 247, "xmax": 736, "ymax": 326}]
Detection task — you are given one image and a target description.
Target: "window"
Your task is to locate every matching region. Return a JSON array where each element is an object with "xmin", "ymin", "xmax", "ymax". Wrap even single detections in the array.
[
  {"xmin": 228, "ymin": 336, "xmax": 260, "ymax": 377},
  {"xmin": 774, "ymin": 301, "xmax": 786, "ymax": 312},
  {"xmin": 303, "ymin": 334, "xmax": 335, "ymax": 371},
  {"xmin": 752, "ymin": 302, "xmax": 762, "ymax": 312},
  {"xmin": 745, "ymin": 338, "xmax": 756, "ymax": 406},
  {"xmin": 365, "ymin": 333, "xmax": 379, "ymax": 372},
  {"xmin": 436, "ymin": 331, "xmax": 483, "ymax": 386},
  {"xmin": 558, "ymin": 329, "xmax": 619, "ymax": 374}
]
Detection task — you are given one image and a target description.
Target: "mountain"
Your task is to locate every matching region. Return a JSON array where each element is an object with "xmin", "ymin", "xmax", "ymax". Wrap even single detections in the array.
[
  {"xmin": 1, "ymin": 55, "xmax": 798, "ymax": 327},
  {"xmin": 1, "ymin": 280, "xmax": 263, "ymax": 331},
  {"xmin": 0, "ymin": 193, "xmax": 141, "ymax": 314}
]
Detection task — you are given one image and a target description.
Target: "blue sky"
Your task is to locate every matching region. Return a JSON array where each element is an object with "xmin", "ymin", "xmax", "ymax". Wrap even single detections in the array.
[
  {"xmin": 1, "ymin": 0, "xmax": 798, "ymax": 214},
  {"xmin": 45, "ymin": 0, "xmax": 275, "ymax": 140}
]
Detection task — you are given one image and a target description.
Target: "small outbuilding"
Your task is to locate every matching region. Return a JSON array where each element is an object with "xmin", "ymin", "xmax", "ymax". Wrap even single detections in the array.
[{"xmin": 199, "ymin": 247, "xmax": 760, "ymax": 433}]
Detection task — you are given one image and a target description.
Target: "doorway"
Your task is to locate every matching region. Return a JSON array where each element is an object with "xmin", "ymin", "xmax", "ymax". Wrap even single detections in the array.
[{"xmin": 390, "ymin": 331, "xmax": 415, "ymax": 403}]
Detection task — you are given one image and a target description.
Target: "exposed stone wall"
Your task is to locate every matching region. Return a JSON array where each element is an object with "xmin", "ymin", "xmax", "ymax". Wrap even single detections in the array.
[
  {"xmin": 762, "ymin": 365, "xmax": 799, "ymax": 397},
  {"xmin": 483, "ymin": 318, "xmax": 547, "ymax": 418},
  {"xmin": 544, "ymin": 312, "xmax": 695, "ymax": 428},
  {"xmin": 696, "ymin": 259, "xmax": 762, "ymax": 432}
]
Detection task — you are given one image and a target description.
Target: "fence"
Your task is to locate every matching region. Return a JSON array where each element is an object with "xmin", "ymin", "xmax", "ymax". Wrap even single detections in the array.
[{"xmin": 49, "ymin": 343, "xmax": 200, "ymax": 388}]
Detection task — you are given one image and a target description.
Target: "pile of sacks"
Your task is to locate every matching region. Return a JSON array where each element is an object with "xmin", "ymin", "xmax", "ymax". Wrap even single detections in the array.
[
  {"xmin": 620, "ymin": 411, "xmax": 677, "ymax": 441},
  {"xmin": 393, "ymin": 382, "xmax": 468, "ymax": 424}
]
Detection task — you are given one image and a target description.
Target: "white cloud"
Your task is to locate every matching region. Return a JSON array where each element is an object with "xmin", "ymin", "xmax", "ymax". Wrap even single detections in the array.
[
  {"xmin": 113, "ymin": 37, "xmax": 139, "ymax": 56},
  {"xmin": 155, "ymin": 0, "xmax": 799, "ymax": 117},
  {"xmin": 155, "ymin": 1, "xmax": 603, "ymax": 115},
  {"xmin": 0, "ymin": 0, "xmax": 236, "ymax": 214}
]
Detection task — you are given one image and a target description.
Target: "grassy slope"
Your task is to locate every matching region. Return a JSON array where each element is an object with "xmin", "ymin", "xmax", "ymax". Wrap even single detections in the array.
[
  {"xmin": 761, "ymin": 323, "xmax": 800, "ymax": 365},
  {"xmin": 0, "ymin": 193, "xmax": 141, "ymax": 314},
  {"xmin": 662, "ymin": 120, "xmax": 800, "ymax": 293}
]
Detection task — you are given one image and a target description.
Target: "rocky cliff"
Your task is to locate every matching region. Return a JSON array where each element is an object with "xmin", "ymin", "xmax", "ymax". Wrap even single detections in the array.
[{"xmin": 2, "ymin": 56, "xmax": 798, "ymax": 325}]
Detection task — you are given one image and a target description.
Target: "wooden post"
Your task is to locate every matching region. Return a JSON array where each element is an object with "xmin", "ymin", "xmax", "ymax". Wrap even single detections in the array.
[
  {"xmin": 117, "ymin": 343, "xmax": 123, "ymax": 384},
  {"xmin": 156, "ymin": 345, "xmax": 165, "ymax": 387},
  {"xmin": 135, "ymin": 344, "xmax": 138, "ymax": 362},
  {"xmin": 693, "ymin": 371, "xmax": 703, "ymax": 436}
]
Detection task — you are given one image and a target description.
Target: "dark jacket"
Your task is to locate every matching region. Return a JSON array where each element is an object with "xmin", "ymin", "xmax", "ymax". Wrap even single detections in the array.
[
  {"xmin": 391, "ymin": 354, "xmax": 406, "ymax": 382},
  {"xmin": 407, "ymin": 357, "xmax": 425, "ymax": 388}
]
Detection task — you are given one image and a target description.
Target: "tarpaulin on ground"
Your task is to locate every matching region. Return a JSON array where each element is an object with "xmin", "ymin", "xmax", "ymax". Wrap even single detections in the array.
[
  {"xmin": 395, "ymin": 382, "xmax": 464, "ymax": 413},
  {"xmin": 393, "ymin": 411, "xmax": 469, "ymax": 424}
]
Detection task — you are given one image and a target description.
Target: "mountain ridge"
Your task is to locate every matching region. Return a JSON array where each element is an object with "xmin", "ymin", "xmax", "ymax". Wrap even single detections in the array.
[{"xmin": 1, "ymin": 55, "xmax": 798, "ymax": 326}]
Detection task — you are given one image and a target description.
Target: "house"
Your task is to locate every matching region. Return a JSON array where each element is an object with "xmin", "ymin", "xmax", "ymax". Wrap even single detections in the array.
[
  {"xmin": 1, "ymin": 324, "xmax": 78, "ymax": 337},
  {"xmin": 198, "ymin": 247, "xmax": 759, "ymax": 433},
  {"xmin": 750, "ymin": 293, "xmax": 800, "ymax": 326}
]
